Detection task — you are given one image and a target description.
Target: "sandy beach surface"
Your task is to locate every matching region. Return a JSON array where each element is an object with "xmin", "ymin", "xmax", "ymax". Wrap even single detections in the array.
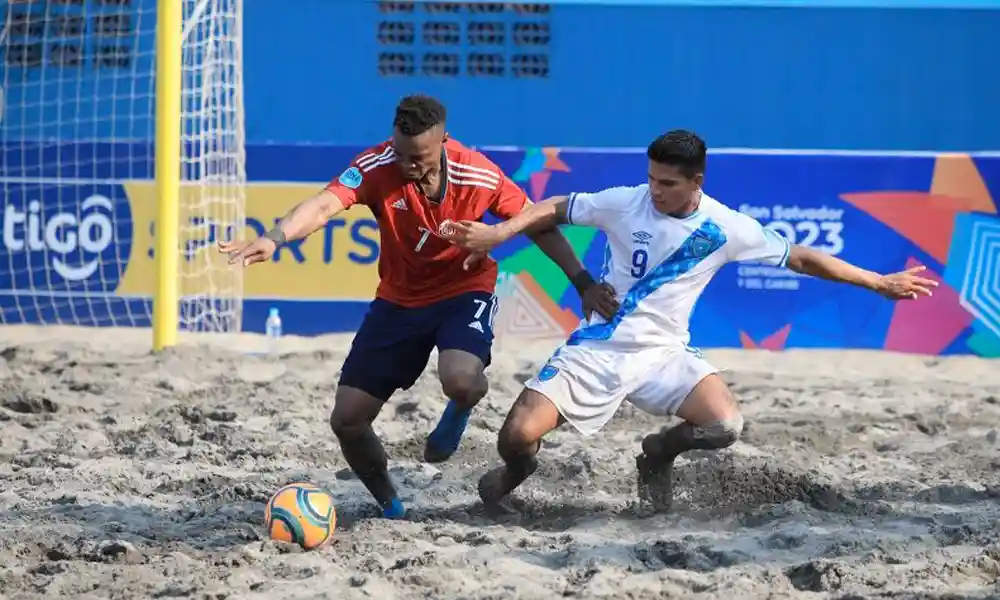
[{"xmin": 1, "ymin": 325, "xmax": 1000, "ymax": 599}]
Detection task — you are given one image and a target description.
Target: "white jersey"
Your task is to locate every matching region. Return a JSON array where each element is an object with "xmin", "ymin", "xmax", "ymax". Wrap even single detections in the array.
[{"xmin": 564, "ymin": 184, "xmax": 790, "ymax": 350}]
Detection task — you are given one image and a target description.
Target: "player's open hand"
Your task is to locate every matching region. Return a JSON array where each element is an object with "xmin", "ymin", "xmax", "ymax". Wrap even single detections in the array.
[
  {"xmin": 439, "ymin": 220, "xmax": 505, "ymax": 252},
  {"xmin": 218, "ymin": 237, "xmax": 277, "ymax": 267},
  {"xmin": 582, "ymin": 282, "xmax": 619, "ymax": 320},
  {"xmin": 874, "ymin": 265, "xmax": 939, "ymax": 300}
]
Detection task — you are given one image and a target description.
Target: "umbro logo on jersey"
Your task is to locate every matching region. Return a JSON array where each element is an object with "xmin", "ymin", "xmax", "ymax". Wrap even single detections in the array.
[
  {"xmin": 391, "ymin": 198, "xmax": 407, "ymax": 210},
  {"xmin": 632, "ymin": 230, "xmax": 652, "ymax": 245}
]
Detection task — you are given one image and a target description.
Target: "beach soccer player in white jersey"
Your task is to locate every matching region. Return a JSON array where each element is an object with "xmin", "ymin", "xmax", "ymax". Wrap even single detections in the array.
[{"xmin": 440, "ymin": 129, "xmax": 939, "ymax": 511}]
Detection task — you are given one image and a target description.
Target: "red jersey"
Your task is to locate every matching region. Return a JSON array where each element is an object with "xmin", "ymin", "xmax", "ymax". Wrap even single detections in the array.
[{"xmin": 324, "ymin": 138, "xmax": 528, "ymax": 307}]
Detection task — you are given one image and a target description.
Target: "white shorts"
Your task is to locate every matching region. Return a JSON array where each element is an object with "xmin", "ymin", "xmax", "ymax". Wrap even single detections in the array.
[{"xmin": 524, "ymin": 343, "xmax": 719, "ymax": 436}]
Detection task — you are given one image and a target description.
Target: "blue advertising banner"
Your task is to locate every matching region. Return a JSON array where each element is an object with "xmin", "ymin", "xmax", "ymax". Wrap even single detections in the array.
[
  {"xmin": 1, "ymin": 143, "xmax": 997, "ymax": 357},
  {"xmin": 482, "ymin": 148, "xmax": 999, "ymax": 357}
]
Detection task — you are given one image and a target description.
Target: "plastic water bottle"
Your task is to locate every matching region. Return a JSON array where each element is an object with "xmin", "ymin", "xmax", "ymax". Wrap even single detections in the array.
[{"xmin": 265, "ymin": 307, "xmax": 282, "ymax": 355}]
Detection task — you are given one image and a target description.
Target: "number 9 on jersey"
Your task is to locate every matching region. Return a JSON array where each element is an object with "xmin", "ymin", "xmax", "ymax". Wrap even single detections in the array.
[{"xmin": 631, "ymin": 248, "xmax": 648, "ymax": 278}]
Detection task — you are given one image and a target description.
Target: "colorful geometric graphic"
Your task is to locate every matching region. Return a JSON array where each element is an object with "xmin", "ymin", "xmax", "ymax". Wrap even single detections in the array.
[
  {"xmin": 494, "ymin": 147, "xmax": 593, "ymax": 342},
  {"xmin": 842, "ymin": 154, "xmax": 1000, "ymax": 357},
  {"xmin": 511, "ymin": 147, "xmax": 571, "ymax": 203},
  {"xmin": 882, "ymin": 258, "xmax": 972, "ymax": 355},
  {"xmin": 493, "ymin": 272, "xmax": 580, "ymax": 351},
  {"xmin": 946, "ymin": 212, "xmax": 1000, "ymax": 357},
  {"xmin": 739, "ymin": 324, "xmax": 792, "ymax": 351}
]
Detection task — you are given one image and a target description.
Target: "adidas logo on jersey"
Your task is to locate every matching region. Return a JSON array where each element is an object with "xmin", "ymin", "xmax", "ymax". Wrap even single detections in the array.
[{"xmin": 391, "ymin": 198, "xmax": 407, "ymax": 210}]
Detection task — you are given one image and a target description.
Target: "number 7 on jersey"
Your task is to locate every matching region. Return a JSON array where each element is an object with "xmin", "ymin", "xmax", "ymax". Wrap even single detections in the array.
[{"xmin": 415, "ymin": 227, "xmax": 432, "ymax": 252}]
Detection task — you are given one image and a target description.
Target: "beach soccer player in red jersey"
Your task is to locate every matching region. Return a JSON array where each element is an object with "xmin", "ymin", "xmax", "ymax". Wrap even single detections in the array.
[{"xmin": 219, "ymin": 95, "xmax": 618, "ymax": 519}]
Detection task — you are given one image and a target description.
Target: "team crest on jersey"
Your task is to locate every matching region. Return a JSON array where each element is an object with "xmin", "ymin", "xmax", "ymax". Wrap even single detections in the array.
[
  {"xmin": 537, "ymin": 364, "xmax": 559, "ymax": 382},
  {"xmin": 339, "ymin": 167, "xmax": 363, "ymax": 189},
  {"xmin": 631, "ymin": 230, "xmax": 652, "ymax": 245},
  {"xmin": 691, "ymin": 233, "xmax": 714, "ymax": 257}
]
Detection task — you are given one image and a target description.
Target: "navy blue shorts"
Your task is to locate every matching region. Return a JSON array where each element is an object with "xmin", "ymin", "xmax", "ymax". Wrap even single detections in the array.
[{"xmin": 338, "ymin": 291, "xmax": 498, "ymax": 401}]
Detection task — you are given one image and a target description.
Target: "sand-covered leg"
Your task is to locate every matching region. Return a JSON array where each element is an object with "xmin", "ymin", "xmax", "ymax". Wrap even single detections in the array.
[
  {"xmin": 635, "ymin": 436, "xmax": 677, "ymax": 512},
  {"xmin": 479, "ymin": 389, "xmax": 561, "ymax": 512},
  {"xmin": 333, "ymin": 291, "xmax": 448, "ymax": 518},
  {"xmin": 629, "ymin": 372, "xmax": 745, "ymax": 512},
  {"xmin": 479, "ymin": 440, "xmax": 542, "ymax": 508},
  {"xmin": 476, "ymin": 464, "xmax": 529, "ymax": 515},
  {"xmin": 477, "ymin": 465, "xmax": 508, "ymax": 505},
  {"xmin": 330, "ymin": 386, "xmax": 407, "ymax": 519},
  {"xmin": 338, "ymin": 426, "xmax": 404, "ymax": 518},
  {"xmin": 636, "ymin": 415, "xmax": 744, "ymax": 512}
]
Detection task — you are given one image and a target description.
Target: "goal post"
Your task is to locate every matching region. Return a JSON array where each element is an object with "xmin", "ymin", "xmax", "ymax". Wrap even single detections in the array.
[
  {"xmin": 153, "ymin": 0, "xmax": 182, "ymax": 352},
  {"xmin": 0, "ymin": 0, "xmax": 247, "ymax": 347}
]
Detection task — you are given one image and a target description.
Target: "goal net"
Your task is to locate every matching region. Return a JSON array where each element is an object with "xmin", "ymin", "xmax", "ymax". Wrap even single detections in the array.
[{"xmin": 0, "ymin": 0, "xmax": 246, "ymax": 334}]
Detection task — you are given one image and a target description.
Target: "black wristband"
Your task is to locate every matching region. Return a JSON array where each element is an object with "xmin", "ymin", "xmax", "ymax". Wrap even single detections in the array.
[
  {"xmin": 570, "ymin": 270, "xmax": 596, "ymax": 293},
  {"xmin": 262, "ymin": 227, "xmax": 286, "ymax": 246}
]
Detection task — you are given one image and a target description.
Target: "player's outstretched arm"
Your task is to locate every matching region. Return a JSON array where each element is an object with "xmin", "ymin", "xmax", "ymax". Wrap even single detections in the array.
[
  {"xmin": 218, "ymin": 190, "xmax": 346, "ymax": 266},
  {"xmin": 504, "ymin": 195, "xmax": 571, "ymax": 238},
  {"xmin": 443, "ymin": 195, "xmax": 569, "ymax": 252},
  {"xmin": 443, "ymin": 194, "xmax": 618, "ymax": 318},
  {"xmin": 269, "ymin": 190, "xmax": 347, "ymax": 243},
  {"xmin": 786, "ymin": 244, "xmax": 938, "ymax": 300},
  {"xmin": 522, "ymin": 214, "xmax": 619, "ymax": 319}
]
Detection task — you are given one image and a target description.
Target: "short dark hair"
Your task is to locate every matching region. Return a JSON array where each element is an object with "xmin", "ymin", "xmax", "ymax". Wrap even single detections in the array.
[
  {"xmin": 393, "ymin": 94, "xmax": 447, "ymax": 137},
  {"xmin": 647, "ymin": 130, "xmax": 707, "ymax": 179}
]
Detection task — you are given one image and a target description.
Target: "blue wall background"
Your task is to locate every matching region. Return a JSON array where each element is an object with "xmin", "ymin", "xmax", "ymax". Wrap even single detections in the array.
[
  {"xmin": 1, "ymin": 0, "xmax": 998, "ymax": 151},
  {"xmin": 242, "ymin": 1, "xmax": 1000, "ymax": 151}
]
